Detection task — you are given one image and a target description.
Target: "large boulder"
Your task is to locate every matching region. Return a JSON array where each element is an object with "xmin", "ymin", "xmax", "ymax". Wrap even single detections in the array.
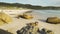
[
  {"xmin": 0, "ymin": 12, "xmax": 12, "ymax": 25},
  {"xmin": 17, "ymin": 13, "xmax": 33, "ymax": 19},
  {"xmin": 46, "ymin": 17, "xmax": 60, "ymax": 24},
  {"xmin": 0, "ymin": 19, "xmax": 4, "ymax": 25}
]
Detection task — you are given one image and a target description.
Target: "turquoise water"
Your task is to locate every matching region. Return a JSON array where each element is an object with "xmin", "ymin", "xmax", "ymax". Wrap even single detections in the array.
[{"xmin": 32, "ymin": 10, "xmax": 60, "ymax": 19}]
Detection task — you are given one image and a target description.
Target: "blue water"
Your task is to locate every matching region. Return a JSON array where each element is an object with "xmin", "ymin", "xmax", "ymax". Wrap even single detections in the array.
[{"xmin": 32, "ymin": 10, "xmax": 60, "ymax": 19}]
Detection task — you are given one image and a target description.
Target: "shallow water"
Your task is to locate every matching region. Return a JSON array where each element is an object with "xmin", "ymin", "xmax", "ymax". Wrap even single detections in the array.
[{"xmin": 32, "ymin": 10, "xmax": 60, "ymax": 19}]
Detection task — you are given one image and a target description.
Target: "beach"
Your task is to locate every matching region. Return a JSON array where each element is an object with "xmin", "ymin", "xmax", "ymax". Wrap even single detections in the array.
[{"xmin": 0, "ymin": 9, "xmax": 60, "ymax": 34}]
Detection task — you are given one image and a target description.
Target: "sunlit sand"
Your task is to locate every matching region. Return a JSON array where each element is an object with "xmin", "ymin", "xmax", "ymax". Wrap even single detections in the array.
[{"xmin": 0, "ymin": 9, "xmax": 60, "ymax": 34}]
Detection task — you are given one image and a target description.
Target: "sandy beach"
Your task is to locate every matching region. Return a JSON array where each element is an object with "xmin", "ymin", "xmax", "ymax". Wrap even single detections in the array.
[{"xmin": 0, "ymin": 9, "xmax": 60, "ymax": 34}]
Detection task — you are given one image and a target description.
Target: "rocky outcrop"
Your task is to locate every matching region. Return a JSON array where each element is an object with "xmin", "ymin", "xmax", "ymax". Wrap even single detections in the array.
[
  {"xmin": 0, "ymin": 12, "xmax": 12, "ymax": 25},
  {"xmin": 0, "ymin": 29, "xmax": 12, "ymax": 34},
  {"xmin": 17, "ymin": 13, "xmax": 33, "ymax": 19},
  {"xmin": 17, "ymin": 22, "xmax": 40, "ymax": 34},
  {"xmin": 46, "ymin": 17, "xmax": 60, "ymax": 24},
  {"xmin": 40, "ymin": 28, "xmax": 54, "ymax": 34}
]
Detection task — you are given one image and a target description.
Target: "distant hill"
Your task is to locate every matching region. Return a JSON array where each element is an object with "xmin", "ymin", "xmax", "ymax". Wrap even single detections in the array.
[{"xmin": 0, "ymin": 2, "xmax": 60, "ymax": 10}]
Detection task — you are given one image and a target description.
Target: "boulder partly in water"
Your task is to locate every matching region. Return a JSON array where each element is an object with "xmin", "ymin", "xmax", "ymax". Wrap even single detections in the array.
[{"xmin": 46, "ymin": 17, "xmax": 60, "ymax": 24}]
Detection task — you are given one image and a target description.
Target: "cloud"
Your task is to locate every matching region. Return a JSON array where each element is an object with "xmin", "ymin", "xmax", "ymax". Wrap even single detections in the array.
[{"xmin": 49, "ymin": 0, "xmax": 60, "ymax": 6}]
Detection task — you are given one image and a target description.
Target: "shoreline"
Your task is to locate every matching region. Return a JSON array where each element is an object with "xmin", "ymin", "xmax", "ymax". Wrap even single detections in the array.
[{"xmin": 0, "ymin": 10, "xmax": 60, "ymax": 34}]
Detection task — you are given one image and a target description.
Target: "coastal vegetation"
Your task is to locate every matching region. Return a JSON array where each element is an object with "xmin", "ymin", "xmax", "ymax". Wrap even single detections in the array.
[{"xmin": 0, "ymin": 2, "xmax": 60, "ymax": 10}]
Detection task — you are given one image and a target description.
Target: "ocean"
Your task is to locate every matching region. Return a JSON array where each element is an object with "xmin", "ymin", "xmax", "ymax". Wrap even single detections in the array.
[{"xmin": 32, "ymin": 10, "xmax": 60, "ymax": 19}]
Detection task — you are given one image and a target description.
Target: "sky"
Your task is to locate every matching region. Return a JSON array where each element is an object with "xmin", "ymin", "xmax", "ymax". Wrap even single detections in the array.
[{"xmin": 0, "ymin": 0, "xmax": 60, "ymax": 6}]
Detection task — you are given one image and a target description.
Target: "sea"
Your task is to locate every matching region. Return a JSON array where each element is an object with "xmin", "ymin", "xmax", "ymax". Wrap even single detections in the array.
[{"xmin": 32, "ymin": 10, "xmax": 60, "ymax": 20}]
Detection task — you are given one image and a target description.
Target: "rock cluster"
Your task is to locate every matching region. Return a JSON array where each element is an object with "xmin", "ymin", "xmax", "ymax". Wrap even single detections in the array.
[{"xmin": 17, "ymin": 22, "xmax": 54, "ymax": 34}]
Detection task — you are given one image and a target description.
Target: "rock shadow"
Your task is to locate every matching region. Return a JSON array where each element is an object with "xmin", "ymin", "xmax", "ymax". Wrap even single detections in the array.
[{"xmin": 0, "ymin": 29, "xmax": 12, "ymax": 34}]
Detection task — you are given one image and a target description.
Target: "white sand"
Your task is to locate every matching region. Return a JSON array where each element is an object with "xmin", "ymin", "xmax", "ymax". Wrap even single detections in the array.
[{"xmin": 0, "ymin": 9, "xmax": 60, "ymax": 34}]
